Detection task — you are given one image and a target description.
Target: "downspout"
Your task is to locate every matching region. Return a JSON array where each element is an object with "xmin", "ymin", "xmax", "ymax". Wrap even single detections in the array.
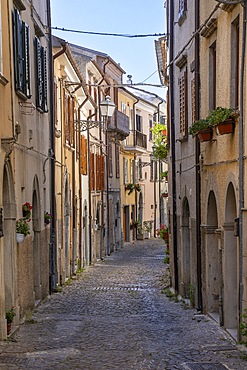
[
  {"xmin": 87, "ymin": 111, "xmax": 97, "ymax": 263},
  {"xmin": 169, "ymin": 0, "xmax": 179, "ymax": 291},
  {"xmin": 239, "ymin": 0, "xmax": 247, "ymax": 335},
  {"xmin": 133, "ymin": 98, "xmax": 139, "ymax": 237},
  {"xmin": 195, "ymin": 0, "xmax": 202, "ymax": 312},
  {"xmin": 78, "ymin": 96, "xmax": 89, "ymax": 267},
  {"xmin": 46, "ymin": 0, "xmax": 57, "ymax": 292}
]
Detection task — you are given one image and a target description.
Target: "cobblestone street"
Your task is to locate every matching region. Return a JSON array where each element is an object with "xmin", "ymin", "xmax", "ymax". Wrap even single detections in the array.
[{"xmin": 0, "ymin": 239, "xmax": 247, "ymax": 369}]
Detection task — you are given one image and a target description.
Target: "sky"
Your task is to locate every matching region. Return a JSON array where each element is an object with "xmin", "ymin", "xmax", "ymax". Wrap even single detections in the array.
[{"xmin": 50, "ymin": 0, "xmax": 166, "ymax": 98}]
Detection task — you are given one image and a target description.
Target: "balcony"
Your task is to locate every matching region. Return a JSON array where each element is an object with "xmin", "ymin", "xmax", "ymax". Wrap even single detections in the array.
[
  {"xmin": 107, "ymin": 110, "xmax": 129, "ymax": 140},
  {"xmin": 123, "ymin": 130, "xmax": 147, "ymax": 153}
]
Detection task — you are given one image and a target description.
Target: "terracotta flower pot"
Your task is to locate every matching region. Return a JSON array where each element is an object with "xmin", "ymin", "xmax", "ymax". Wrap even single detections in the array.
[
  {"xmin": 216, "ymin": 118, "xmax": 235, "ymax": 135},
  {"xmin": 197, "ymin": 128, "xmax": 213, "ymax": 142},
  {"xmin": 7, "ymin": 323, "xmax": 11, "ymax": 335}
]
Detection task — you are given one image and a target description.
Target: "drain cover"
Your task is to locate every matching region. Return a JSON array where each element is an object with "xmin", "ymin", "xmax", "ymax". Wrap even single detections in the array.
[{"xmin": 185, "ymin": 364, "xmax": 228, "ymax": 370}]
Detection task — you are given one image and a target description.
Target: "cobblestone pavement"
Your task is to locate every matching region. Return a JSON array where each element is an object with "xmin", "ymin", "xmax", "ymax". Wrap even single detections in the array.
[{"xmin": 0, "ymin": 239, "xmax": 247, "ymax": 370}]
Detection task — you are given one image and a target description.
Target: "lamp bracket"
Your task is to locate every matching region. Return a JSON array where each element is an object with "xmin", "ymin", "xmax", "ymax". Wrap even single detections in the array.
[{"xmin": 75, "ymin": 120, "xmax": 104, "ymax": 132}]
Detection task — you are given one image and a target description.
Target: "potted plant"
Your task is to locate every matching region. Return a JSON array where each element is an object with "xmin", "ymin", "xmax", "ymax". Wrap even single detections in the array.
[
  {"xmin": 161, "ymin": 191, "xmax": 168, "ymax": 198},
  {"xmin": 6, "ymin": 307, "xmax": 15, "ymax": 335},
  {"xmin": 44, "ymin": 212, "xmax": 52, "ymax": 225},
  {"xmin": 143, "ymin": 221, "xmax": 152, "ymax": 239},
  {"xmin": 160, "ymin": 170, "xmax": 168, "ymax": 182},
  {"xmin": 136, "ymin": 220, "xmax": 144, "ymax": 240},
  {"xmin": 16, "ymin": 218, "xmax": 30, "ymax": 243},
  {"xmin": 208, "ymin": 106, "xmax": 235, "ymax": 135},
  {"xmin": 156, "ymin": 224, "xmax": 169, "ymax": 243},
  {"xmin": 151, "ymin": 122, "xmax": 168, "ymax": 160},
  {"xmin": 188, "ymin": 118, "xmax": 212, "ymax": 141},
  {"xmin": 22, "ymin": 202, "xmax": 32, "ymax": 220}
]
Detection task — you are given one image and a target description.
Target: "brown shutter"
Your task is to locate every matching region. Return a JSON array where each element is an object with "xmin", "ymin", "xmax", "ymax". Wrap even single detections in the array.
[
  {"xmin": 179, "ymin": 68, "xmax": 188, "ymax": 137},
  {"xmin": 100, "ymin": 155, "xmax": 105, "ymax": 190},
  {"xmin": 90, "ymin": 153, "xmax": 95, "ymax": 190}
]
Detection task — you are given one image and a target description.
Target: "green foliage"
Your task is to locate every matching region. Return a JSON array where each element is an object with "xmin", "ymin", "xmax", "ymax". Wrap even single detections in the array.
[
  {"xmin": 16, "ymin": 218, "xmax": 30, "ymax": 236},
  {"xmin": 160, "ymin": 170, "xmax": 168, "ymax": 180},
  {"xmin": 6, "ymin": 307, "xmax": 15, "ymax": 324},
  {"xmin": 143, "ymin": 221, "xmax": 152, "ymax": 233},
  {"xmin": 151, "ymin": 122, "xmax": 168, "ymax": 160},
  {"xmin": 240, "ymin": 309, "xmax": 247, "ymax": 344},
  {"xmin": 189, "ymin": 107, "xmax": 235, "ymax": 136},
  {"xmin": 156, "ymin": 224, "xmax": 169, "ymax": 241},
  {"xmin": 125, "ymin": 183, "xmax": 141, "ymax": 195}
]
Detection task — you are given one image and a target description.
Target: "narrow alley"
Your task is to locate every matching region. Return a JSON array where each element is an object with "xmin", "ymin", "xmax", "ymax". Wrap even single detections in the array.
[{"xmin": 0, "ymin": 239, "xmax": 246, "ymax": 370}]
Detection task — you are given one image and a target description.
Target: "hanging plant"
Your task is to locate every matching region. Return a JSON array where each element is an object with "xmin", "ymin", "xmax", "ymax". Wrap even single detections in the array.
[{"xmin": 22, "ymin": 202, "xmax": 32, "ymax": 220}]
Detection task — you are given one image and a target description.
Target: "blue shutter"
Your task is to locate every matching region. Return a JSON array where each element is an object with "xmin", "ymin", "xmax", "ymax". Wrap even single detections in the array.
[
  {"xmin": 34, "ymin": 37, "xmax": 43, "ymax": 109},
  {"xmin": 23, "ymin": 23, "xmax": 31, "ymax": 97},
  {"xmin": 13, "ymin": 8, "xmax": 24, "ymax": 92},
  {"xmin": 42, "ymin": 49, "xmax": 48, "ymax": 112}
]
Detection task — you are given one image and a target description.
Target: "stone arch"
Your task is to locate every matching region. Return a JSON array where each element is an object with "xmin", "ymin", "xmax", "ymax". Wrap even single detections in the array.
[
  {"xmin": 32, "ymin": 175, "xmax": 42, "ymax": 300},
  {"xmin": 181, "ymin": 197, "xmax": 191, "ymax": 298},
  {"xmin": 64, "ymin": 173, "xmax": 70, "ymax": 278},
  {"xmin": 205, "ymin": 190, "xmax": 220, "ymax": 319},
  {"xmin": 3, "ymin": 162, "xmax": 17, "ymax": 314},
  {"xmin": 223, "ymin": 182, "xmax": 238, "ymax": 332},
  {"xmin": 138, "ymin": 192, "xmax": 143, "ymax": 224}
]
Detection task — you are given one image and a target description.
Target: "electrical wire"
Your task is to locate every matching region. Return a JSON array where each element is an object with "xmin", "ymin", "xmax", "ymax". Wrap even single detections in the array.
[
  {"xmin": 52, "ymin": 27, "xmax": 166, "ymax": 38},
  {"xmin": 141, "ymin": 70, "xmax": 158, "ymax": 83}
]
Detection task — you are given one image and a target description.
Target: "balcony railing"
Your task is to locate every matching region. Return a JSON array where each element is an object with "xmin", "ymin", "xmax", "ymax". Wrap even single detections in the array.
[
  {"xmin": 107, "ymin": 110, "xmax": 129, "ymax": 140},
  {"xmin": 124, "ymin": 130, "xmax": 147, "ymax": 151}
]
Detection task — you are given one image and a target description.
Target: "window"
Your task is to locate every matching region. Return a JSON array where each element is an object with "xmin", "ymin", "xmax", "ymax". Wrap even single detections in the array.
[
  {"xmin": 138, "ymin": 159, "xmax": 143, "ymax": 180},
  {"xmin": 34, "ymin": 36, "xmax": 48, "ymax": 112},
  {"xmin": 80, "ymin": 135, "xmax": 87, "ymax": 175},
  {"xmin": 179, "ymin": 68, "xmax": 188, "ymax": 137},
  {"xmin": 191, "ymin": 78, "xmax": 196, "ymax": 125},
  {"xmin": 136, "ymin": 113, "xmax": 142, "ymax": 132},
  {"xmin": 115, "ymin": 144, "xmax": 120, "ymax": 178},
  {"xmin": 209, "ymin": 42, "xmax": 216, "ymax": 110},
  {"xmin": 178, "ymin": 0, "xmax": 187, "ymax": 24},
  {"xmin": 64, "ymin": 93, "xmax": 75, "ymax": 147},
  {"xmin": 123, "ymin": 158, "xmax": 128, "ymax": 184},
  {"xmin": 149, "ymin": 117, "xmax": 153, "ymax": 141},
  {"xmin": 13, "ymin": 7, "xmax": 31, "ymax": 98},
  {"xmin": 231, "ymin": 17, "xmax": 240, "ymax": 109},
  {"xmin": 121, "ymin": 102, "xmax": 127, "ymax": 115},
  {"xmin": 179, "ymin": 0, "xmax": 187, "ymax": 17}
]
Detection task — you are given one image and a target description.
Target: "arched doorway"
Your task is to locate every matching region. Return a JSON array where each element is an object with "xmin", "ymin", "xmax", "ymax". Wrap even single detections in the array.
[
  {"xmin": 224, "ymin": 182, "xmax": 238, "ymax": 333},
  {"xmin": 206, "ymin": 191, "xmax": 220, "ymax": 320},
  {"xmin": 0, "ymin": 162, "xmax": 16, "ymax": 332},
  {"xmin": 181, "ymin": 198, "xmax": 191, "ymax": 299},
  {"xmin": 32, "ymin": 176, "xmax": 41, "ymax": 301},
  {"xmin": 64, "ymin": 175, "xmax": 70, "ymax": 278}
]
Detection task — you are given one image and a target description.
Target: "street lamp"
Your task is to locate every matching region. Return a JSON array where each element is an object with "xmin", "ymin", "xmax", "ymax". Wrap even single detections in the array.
[{"xmin": 99, "ymin": 96, "xmax": 116, "ymax": 256}]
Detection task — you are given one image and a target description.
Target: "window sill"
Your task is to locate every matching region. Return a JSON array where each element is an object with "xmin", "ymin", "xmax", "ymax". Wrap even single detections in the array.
[
  {"xmin": 178, "ymin": 11, "xmax": 187, "ymax": 26},
  {"xmin": 0, "ymin": 73, "xmax": 9, "ymax": 86}
]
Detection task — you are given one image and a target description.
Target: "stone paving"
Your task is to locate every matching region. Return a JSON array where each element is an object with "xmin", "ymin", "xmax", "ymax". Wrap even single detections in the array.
[{"xmin": 0, "ymin": 239, "xmax": 247, "ymax": 369}]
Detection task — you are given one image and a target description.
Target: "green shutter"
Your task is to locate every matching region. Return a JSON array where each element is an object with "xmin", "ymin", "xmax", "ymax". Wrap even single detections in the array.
[{"xmin": 23, "ymin": 23, "xmax": 31, "ymax": 97}]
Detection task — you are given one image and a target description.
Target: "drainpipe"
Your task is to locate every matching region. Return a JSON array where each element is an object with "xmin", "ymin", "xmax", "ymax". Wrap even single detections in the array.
[
  {"xmin": 46, "ymin": 0, "xmax": 57, "ymax": 292},
  {"xmin": 133, "ymin": 98, "xmax": 139, "ymax": 237},
  {"xmin": 87, "ymin": 111, "xmax": 97, "ymax": 263},
  {"xmin": 238, "ymin": 0, "xmax": 247, "ymax": 335},
  {"xmin": 78, "ymin": 96, "xmax": 89, "ymax": 267},
  {"xmin": 195, "ymin": 0, "xmax": 203, "ymax": 312},
  {"xmin": 169, "ymin": 0, "xmax": 179, "ymax": 292}
]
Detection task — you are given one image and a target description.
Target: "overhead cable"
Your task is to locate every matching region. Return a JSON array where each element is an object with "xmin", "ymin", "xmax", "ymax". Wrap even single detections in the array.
[{"xmin": 51, "ymin": 27, "xmax": 166, "ymax": 38}]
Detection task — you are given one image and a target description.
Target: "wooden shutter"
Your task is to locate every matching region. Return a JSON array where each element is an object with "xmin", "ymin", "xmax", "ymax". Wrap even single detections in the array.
[
  {"xmin": 35, "ymin": 37, "xmax": 43, "ymax": 109},
  {"xmin": 124, "ymin": 158, "xmax": 128, "ymax": 184},
  {"xmin": 100, "ymin": 155, "xmax": 105, "ymax": 190},
  {"xmin": 179, "ymin": 69, "xmax": 188, "ymax": 137},
  {"xmin": 191, "ymin": 78, "xmax": 196, "ymax": 125},
  {"xmin": 115, "ymin": 145, "xmax": 120, "ymax": 178},
  {"xmin": 90, "ymin": 153, "xmax": 95, "ymax": 190},
  {"xmin": 64, "ymin": 93, "xmax": 69, "ymax": 143},
  {"xmin": 13, "ymin": 8, "xmax": 24, "ymax": 92},
  {"xmin": 81, "ymin": 136, "xmax": 87, "ymax": 175},
  {"xmin": 108, "ymin": 142, "xmax": 113, "ymax": 177},
  {"xmin": 23, "ymin": 23, "xmax": 31, "ymax": 97},
  {"xmin": 42, "ymin": 49, "xmax": 48, "ymax": 111}
]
